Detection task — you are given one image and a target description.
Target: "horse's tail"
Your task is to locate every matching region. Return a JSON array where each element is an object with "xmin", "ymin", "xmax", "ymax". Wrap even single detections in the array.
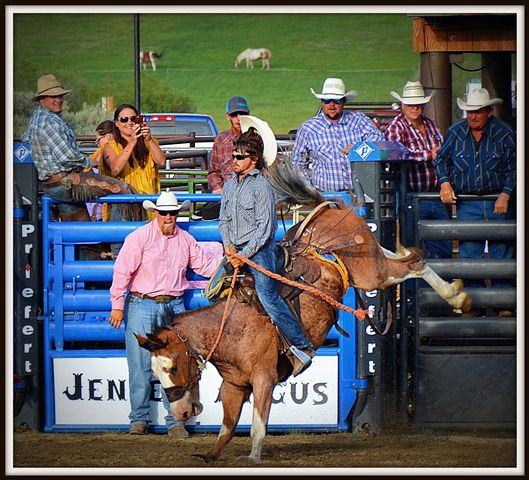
[{"xmin": 263, "ymin": 154, "xmax": 325, "ymax": 208}]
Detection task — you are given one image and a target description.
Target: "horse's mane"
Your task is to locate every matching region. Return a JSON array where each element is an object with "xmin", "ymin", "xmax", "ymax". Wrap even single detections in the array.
[{"xmin": 264, "ymin": 154, "xmax": 325, "ymax": 208}]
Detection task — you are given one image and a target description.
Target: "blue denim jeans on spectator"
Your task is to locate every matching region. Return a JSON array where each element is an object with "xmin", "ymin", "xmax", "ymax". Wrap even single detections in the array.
[
  {"xmin": 244, "ymin": 242, "xmax": 311, "ymax": 349},
  {"xmin": 124, "ymin": 294, "xmax": 186, "ymax": 430},
  {"xmin": 405, "ymin": 193, "xmax": 452, "ymax": 259},
  {"xmin": 457, "ymin": 199, "xmax": 515, "ymax": 288}
]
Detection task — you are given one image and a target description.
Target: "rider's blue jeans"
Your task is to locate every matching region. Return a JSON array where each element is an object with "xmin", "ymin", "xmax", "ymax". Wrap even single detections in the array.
[
  {"xmin": 245, "ymin": 242, "xmax": 312, "ymax": 349},
  {"xmin": 124, "ymin": 294, "xmax": 186, "ymax": 430}
]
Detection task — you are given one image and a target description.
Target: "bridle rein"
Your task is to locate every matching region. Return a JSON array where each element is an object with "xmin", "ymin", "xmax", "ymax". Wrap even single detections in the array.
[{"xmin": 162, "ymin": 326, "xmax": 205, "ymax": 402}]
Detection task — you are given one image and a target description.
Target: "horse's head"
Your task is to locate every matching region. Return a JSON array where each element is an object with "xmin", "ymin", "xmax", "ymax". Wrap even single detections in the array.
[{"xmin": 136, "ymin": 329, "xmax": 203, "ymax": 421}]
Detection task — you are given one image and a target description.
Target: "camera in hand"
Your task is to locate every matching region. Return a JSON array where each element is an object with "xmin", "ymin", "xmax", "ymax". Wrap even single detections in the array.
[{"xmin": 134, "ymin": 115, "xmax": 144, "ymax": 124}]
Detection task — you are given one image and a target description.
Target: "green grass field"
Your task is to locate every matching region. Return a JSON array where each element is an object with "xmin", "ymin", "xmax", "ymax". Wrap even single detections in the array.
[{"xmin": 12, "ymin": 12, "xmax": 500, "ymax": 134}]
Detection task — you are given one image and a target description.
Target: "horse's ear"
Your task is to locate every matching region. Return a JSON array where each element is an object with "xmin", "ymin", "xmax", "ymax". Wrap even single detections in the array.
[{"xmin": 135, "ymin": 333, "xmax": 165, "ymax": 352}]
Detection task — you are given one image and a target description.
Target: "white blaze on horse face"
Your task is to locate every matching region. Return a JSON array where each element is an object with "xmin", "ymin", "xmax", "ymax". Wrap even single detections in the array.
[{"xmin": 151, "ymin": 354, "xmax": 175, "ymax": 388}]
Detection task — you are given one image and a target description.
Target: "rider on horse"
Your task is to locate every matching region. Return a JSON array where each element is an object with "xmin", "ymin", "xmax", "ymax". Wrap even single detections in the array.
[{"xmin": 218, "ymin": 127, "xmax": 315, "ymax": 376}]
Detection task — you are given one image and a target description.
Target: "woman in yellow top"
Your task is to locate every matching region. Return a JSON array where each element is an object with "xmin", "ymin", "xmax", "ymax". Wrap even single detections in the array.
[{"xmin": 100, "ymin": 103, "xmax": 166, "ymax": 221}]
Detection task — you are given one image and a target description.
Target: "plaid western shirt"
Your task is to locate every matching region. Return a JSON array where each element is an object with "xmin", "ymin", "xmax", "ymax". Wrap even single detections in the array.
[
  {"xmin": 219, "ymin": 169, "xmax": 277, "ymax": 259},
  {"xmin": 385, "ymin": 113, "xmax": 443, "ymax": 192},
  {"xmin": 21, "ymin": 106, "xmax": 90, "ymax": 181},
  {"xmin": 434, "ymin": 117, "xmax": 516, "ymax": 195},
  {"xmin": 207, "ymin": 128, "xmax": 238, "ymax": 191},
  {"xmin": 291, "ymin": 110, "xmax": 384, "ymax": 192}
]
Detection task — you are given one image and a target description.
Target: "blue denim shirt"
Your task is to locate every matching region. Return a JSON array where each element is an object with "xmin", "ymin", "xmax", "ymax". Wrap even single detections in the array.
[{"xmin": 434, "ymin": 117, "xmax": 516, "ymax": 195}]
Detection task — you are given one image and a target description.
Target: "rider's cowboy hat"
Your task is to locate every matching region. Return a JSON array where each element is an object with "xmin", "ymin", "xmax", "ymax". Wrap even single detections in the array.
[
  {"xmin": 32, "ymin": 74, "xmax": 72, "ymax": 101},
  {"xmin": 310, "ymin": 77, "xmax": 358, "ymax": 101},
  {"xmin": 240, "ymin": 115, "xmax": 278, "ymax": 167},
  {"xmin": 456, "ymin": 88, "xmax": 503, "ymax": 111},
  {"xmin": 390, "ymin": 81, "xmax": 435, "ymax": 105},
  {"xmin": 142, "ymin": 191, "xmax": 191, "ymax": 212}
]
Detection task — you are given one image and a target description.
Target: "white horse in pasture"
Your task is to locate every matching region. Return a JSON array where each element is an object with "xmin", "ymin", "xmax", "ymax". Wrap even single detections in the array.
[
  {"xmin": 140, "ymin": 51, "xmax": 162, "ymax": 71},
  {"xmin": 234, "ymin": 48, "xmax": 272, "ymax": 70}
]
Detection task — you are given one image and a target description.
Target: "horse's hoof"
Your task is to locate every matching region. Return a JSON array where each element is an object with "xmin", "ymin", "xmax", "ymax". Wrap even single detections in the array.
[
  {"xmin": 236, "ymin": 455, "xmax": 260, "ymax": 465},
  {"xmin": 191, "ymin": 453, "xmax": 216, "ymax": 464}
]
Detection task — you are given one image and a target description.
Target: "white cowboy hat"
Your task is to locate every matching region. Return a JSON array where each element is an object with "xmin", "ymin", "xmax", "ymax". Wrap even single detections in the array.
[
  {"xmin": 456, "ymin": 88, "xmax": 503, "ymax": 111},
  {"xmin": 310, "ymin": 77, "xmax": 358, "ymax": 100},
  {"xmin": 32, "ymin": 74, "xmax": 72, "ymax": 101},
  {"xmin": 390, "ymin": 81, "xmax": 435, "ymax": 105},
  {"xmin": 142, "ymin": 191, "xmax": 191, "ymax": 212},
  {"xmin": 239, "ymin": 115, "xmax": 278, "ymax": 167}
]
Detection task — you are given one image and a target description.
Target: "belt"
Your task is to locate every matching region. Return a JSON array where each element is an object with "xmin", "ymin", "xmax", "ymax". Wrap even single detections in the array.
[
  {"xmin": 130, "ymin": 291, "xmax": 177, "ymax": 304},
  {"xmin": 42, "ymin": 171, "xmax": 70, "ymax": 184}
]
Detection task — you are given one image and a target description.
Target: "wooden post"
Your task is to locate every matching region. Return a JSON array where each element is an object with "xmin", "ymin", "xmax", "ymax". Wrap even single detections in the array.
[
  {"xmin": 420, "ymin": 52, "xmax": 452, "ymax": 134},
  {"xmin": 481, "ymin": 52, "xmax": 513, "ymax": 126},
  {"xmin": 101, "ymin": 96, "xmax": 115, "ymax": 112}
]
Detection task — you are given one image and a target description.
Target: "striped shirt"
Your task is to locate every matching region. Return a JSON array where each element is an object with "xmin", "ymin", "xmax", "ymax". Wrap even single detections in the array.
[
  {"xmin": 434, "ymin": 117, "xmax": 516, "ymax": 195},
  {"xmin": 207, "ymin": 128, "xmax": 238, "ymax": 191},
  {"xmin": 219, "ymin": 169, "xmax": 277, "ymax": 259},
  {"xmin": 291, "ymin": 111, "xmax": 384, "ymax": 191},
  {"xmin": 385, "ymin": 113, "xmax": 443, "ymax": 192},
  {"xmin": 21, "ymin": 106, "xmax": 90, "ymax": 181}
]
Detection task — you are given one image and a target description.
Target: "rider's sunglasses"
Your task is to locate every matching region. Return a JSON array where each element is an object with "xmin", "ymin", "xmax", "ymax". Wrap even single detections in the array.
[
  {"xmin": 118, "ymin": 115, "xmax": 139, "ymax": 124},
  {"xmin": 157, "ymin": 210, "xmax": 179, "ymax": 217},
  {"xmin": 322, "ymin": 98, "xmax": 344, "ymax": 105},
  {"xmin": 232, "ymin": 153, "xmax": 253, "ymax": 160}
]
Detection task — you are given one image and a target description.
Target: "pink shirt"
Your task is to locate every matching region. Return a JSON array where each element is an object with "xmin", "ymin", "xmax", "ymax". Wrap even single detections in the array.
[{"xmin": 110, "ymin": 220, "xmax": 220, "ymax": 310}]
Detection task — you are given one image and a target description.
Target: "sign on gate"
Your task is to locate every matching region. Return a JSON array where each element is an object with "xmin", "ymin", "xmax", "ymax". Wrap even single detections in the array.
[{"xmin": 53, "ymin": 355, "xmax": 339, "ymax": 427}]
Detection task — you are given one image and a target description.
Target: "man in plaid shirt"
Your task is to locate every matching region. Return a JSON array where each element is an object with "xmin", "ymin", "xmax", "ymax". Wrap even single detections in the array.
[
  {"xmin": 207, "ymin": 96, "xmax": 251, "ymax": 194},
  {"xmin": 22, "ymin": 74, "xmax": 140, "ymax": 222},
  {"xmin": 386, "ymin": 81, "xmax": 452, "ymax": 259}
]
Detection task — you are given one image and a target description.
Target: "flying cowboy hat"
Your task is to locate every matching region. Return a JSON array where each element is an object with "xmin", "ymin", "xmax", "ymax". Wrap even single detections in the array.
[{"xmin": 239, "ymin": 115, "xmax": 278, "ymax": 167}]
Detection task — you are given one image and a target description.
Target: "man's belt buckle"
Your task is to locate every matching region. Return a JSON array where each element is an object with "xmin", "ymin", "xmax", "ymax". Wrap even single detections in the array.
[{"xmin": 155, "ymin": 295, "xmax": 174, "ymax": 304}]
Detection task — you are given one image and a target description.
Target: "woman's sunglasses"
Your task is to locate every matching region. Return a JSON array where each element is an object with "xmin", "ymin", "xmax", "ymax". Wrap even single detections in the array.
[
  {"xmin": 118, "ymin": 115, "xmax": 139, "ymax": 124},
  {"xmin": 322, "ymin": 98, "xmax": 344, "ymax": 105}
]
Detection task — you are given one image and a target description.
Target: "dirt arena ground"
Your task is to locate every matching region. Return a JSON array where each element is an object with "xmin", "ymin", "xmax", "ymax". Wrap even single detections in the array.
[{"xmin": 11, "ymin": 427, "xmax": 518, "ymax": 472}]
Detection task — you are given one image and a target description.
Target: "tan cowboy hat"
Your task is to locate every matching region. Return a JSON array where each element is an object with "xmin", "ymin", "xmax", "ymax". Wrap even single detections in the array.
[
  {"xmin": 142, "ymin": 191, "xmax": 191, "ymax": 212},
  {"xmin": 310, "ymin": 77, "xmax": 358, "ymax": 100},
  {"xmin": 239, "ymin": 115, "xmax": 278, "ymax": 167},
  {"xmin": 457, "ymin": 88, "xmax": 503, "ymax": 111},
  {"xmin": 390, "ymin": 81, "xmax": 435, "ymax": 105},
  {"xmin": 32, "ymin": 74, "xmax": 72, "ymax": 101}
]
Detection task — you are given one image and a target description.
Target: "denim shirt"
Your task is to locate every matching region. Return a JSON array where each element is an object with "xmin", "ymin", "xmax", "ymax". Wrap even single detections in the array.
[{"xmin": 434, "ymin": 117, "xmax": 516, "ymax": 195}]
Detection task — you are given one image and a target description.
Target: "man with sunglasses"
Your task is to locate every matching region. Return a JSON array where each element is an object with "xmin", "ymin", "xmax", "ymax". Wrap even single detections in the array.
[
  {"xmin": 109, "ymin": 191, "xmax": 219, "ymax": 437},
  {"xmin": 219, "ymin": 128, "xmax": 315, "ymax": 377},
  {"xmin": 291, "ymin": 77, "xmax": 384, "ymax": 192},
  {"xmin": 22, "ymin": 74, "xmax": 140, "ymax": 223}
]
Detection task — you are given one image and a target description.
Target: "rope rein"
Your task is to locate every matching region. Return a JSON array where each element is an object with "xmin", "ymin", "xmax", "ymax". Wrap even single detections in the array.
[
  {"xmin": 230, "ymin": 251, "xmax": 369, "ymax": 320},
  {"xmin": 204, "ymin": 266, "xmax": 239, "ymax": 364}
]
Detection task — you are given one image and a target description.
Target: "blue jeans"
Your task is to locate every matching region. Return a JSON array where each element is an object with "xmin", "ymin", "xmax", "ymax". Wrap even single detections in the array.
[
  {"xmin": 405, "ymin": 194, "xmax": 452, "ymax": 259},
  {"xmin": 245, "ymin": 243, "xmax": 311, "ymax": 349},
  {"xmin": 124, "ymin": 294, "xmax": 186, "ymax": 430},
  {"xmin": 457, "ymin": 199, "xmax": 515, "ymax": 288}
]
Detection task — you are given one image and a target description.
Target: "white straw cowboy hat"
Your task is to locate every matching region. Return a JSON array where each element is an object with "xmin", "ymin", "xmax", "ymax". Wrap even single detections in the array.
[
  {"xmin": 310, "ymin": 77, "xmax": 358, "ymax": 100},
  {"xmin": 457, "ymin": 88, "xmax": 503, "ymax": 111},
  {"xmin": 390, "ymin": 81, "xmax": 435, "ymax": 105},
  {"xmin": 142, "ymin": 191, "xmax": 191, "ymax": 212},
  {"xmin": 240, "ymin": 115, "xmax": 278, "ymax": 167},
  {"xmin": 32, "ymin": 74, "xmax": 72, "ymax": 101}
]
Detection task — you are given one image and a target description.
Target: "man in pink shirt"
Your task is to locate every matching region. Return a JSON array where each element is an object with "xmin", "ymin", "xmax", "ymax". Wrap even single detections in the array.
[{"xmin": 109, "ymin": 191, "xmax": 219, "ymax": 437}]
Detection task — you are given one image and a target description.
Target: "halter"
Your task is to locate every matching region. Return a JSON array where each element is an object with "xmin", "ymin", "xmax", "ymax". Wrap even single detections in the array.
[{"xmin": 162, "ymin": 326, "xmax": 205, "ymax": 402}]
